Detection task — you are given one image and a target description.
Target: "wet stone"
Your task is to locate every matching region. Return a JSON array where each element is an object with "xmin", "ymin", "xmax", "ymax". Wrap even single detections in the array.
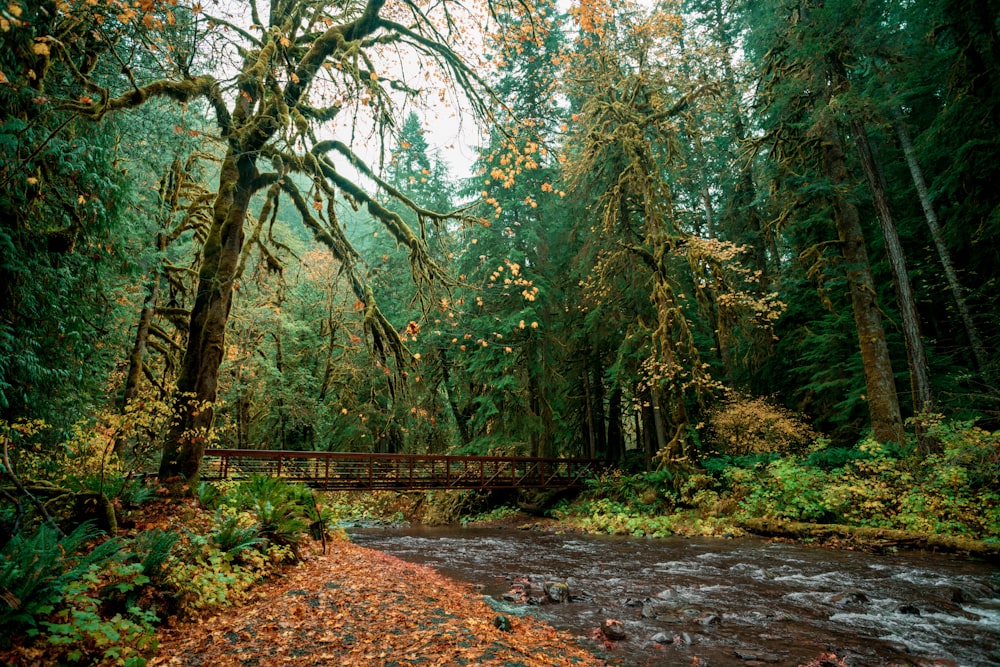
[
  {"xmin": 545, "ymin": 581, "xmax": 570, "ymax": 603},
  {"xmin": 641, "ymin": 601, "xmax": 669, "ymax": 618},
  {"xmin": 493, "ymin": 614, "xmax": 512, "ymax": 632},
  {"xmin": 735, "ymin": 650, "xmax": 781, "ymax": 662},
  {"xmin": 650, "ymin": 632, "xmax": 671, "ymax": 645},
  {"xmin": 694, "ymin": 613, "xmax": 722, "ymax": 626},
  {"xmin": 830, "ymin": 589, "xmax": 869, "ymax": 604},
  {"xmin": 601, "ymin": 619, "xmax": 627, "ymax": 641}
]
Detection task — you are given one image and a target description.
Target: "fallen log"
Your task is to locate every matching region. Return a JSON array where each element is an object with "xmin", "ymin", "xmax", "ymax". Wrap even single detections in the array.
[
  {"xmin": 739, "ymin": 517, "xmax": 1000, "ymax": 562},
  {"xmin": 2, "ymin": 484, "xmax": 118, "ymax": 535}
]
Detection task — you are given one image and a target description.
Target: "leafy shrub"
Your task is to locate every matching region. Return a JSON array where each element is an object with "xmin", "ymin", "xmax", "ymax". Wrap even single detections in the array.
[
  {"xmin": 460, "ymin": 504, "xmax": 521, "ymax": 525},
  {"xmin": 40, "ymin": 560, "xmax": 157, "ymax": 665},
  {"xmin": 215, "ymin": 476, "xmax": 320, "ymax": 560},
  {"xmin": 734, "ymin": 458, "xmax": 835, "ymax": 522},
  {"xmin": 577, "ymin": 498, "xmax": 674, "ymax": 537},
  {"xmin": 583, "ymin": 468, "xmax": 676, "ymax": 510},
  {"xmin": 706, "ymin": 394, "xmax": 817, "ymax": 456}
]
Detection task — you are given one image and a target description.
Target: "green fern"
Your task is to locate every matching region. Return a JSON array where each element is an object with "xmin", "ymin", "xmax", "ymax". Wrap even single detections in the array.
[{"xmin": 0, "ymin": 522, "xmax": 121, "ymax": 635}]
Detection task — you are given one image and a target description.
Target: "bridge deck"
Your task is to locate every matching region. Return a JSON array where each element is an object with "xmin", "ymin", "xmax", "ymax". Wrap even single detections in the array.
[{"xmin": 202, "ymin": 449, "xmax": 601, "ymax": 491}]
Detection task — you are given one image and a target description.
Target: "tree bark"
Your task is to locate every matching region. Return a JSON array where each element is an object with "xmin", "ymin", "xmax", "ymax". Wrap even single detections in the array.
[
  {"xmin": 590, "ymin": 350, "xmax": 607, "ymax": 460},
  {"xmin": 851, "ymin": 119, "xmax": 934, "ymax": 432},
  {"xmin": 894, "ymin": 117, "xmax": 989, "ymax": 375},
  {"xmin": 582, "ymin": 364, "xmax": 596, "ymax": 459},
  {"xmin": 606, "ymin": 384, "xmax": 624, "ymax": 464},
  {"xmin": 159, "ymin": 152, "xmax": 257, "ymax": 483},
  {"xmin": 438, "ymin": 347, "xmax": 471, "ymax": 447},
  {"xmin": 818, "ymin": 117, "xmax": 905, "ymax": 444},
  {"xmin": 650, "ymin": 385, "xmax": 670, "ymax": 464}
]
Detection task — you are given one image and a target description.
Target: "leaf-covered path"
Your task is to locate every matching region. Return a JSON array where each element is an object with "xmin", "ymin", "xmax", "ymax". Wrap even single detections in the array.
[{"xmin": 151, "ymin": 538, "xmax": 607, "ymax": 666}]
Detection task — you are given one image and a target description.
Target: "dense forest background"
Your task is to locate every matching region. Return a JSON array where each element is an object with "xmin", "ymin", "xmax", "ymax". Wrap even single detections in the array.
[
  {"xmin": 3, "ymin": 1, "xmax": 1000, "ymax": 661},
  {"xmin": 3, "ymin": 0, "xmax": 999, "ymax": 471}
]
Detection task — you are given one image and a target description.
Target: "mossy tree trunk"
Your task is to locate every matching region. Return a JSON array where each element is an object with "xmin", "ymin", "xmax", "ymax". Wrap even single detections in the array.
[
  {"xmin": 160, "ymin": 153, "xmax": 257, "ymax": 482},
  {"xmin": 817, "ymin": 116, "xmax": 905, "ymax": 445}
]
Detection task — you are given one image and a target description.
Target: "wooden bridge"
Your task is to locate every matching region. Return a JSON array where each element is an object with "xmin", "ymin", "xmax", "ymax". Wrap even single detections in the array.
[{"xmin": 201, "ymin": 449, "xmax": 602, "ymax": 491}]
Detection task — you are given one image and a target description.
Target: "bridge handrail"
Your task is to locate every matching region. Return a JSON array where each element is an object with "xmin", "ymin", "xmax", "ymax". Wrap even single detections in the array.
[
  {"xmin": 201, "ymin": 448, "xmax": 603, "ymax": 490},
  {"xmin": 204, "ymin": 448, "xmax": 601, "ymax": 464}
]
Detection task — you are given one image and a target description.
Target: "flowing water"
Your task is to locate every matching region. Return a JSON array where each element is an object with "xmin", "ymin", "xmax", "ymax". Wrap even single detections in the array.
[{"xmin": 349, "ymin": 527, "xmax": 1000, "ymax": 667}]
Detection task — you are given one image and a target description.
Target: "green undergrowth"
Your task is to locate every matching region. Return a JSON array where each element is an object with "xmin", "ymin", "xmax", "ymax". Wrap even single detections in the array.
[
  {"xmin": 1, "ymin": 473, "xmax": 338, "ymax": 666},
  {"xmin": 552, "ymin": 417, "xmax": 1000, "ymax": 543}
]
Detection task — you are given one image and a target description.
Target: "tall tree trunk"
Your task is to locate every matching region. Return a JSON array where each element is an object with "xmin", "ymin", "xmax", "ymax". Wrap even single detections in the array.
[
  {"xmin": 818, "ymin": 117, "xmax": 905, "ymax": 444},
  {"xmin": 582, "ymin": 363, "xmax": 596, "ymax": 459},
  {"xmin": 851, "ymin": 119, "xmax": 934, "ymax": 430},
  {"xmin": 438, "ymin": 347, "xmax": 471, "ymax": 446},
  {"xmin": 894, "ymin": 118, "xmax": 989, "ymax": 375},
  {"xmin": 606, "ymin": 384, "xmax": 624, "ymax": 464},
  {"xmin": 590, "ymin": 350, "xmax": 607, "ymax": 459},
  {"xmin": 649, "ymin": 385, "xmax": 670, "ymax": 466},
  {"xmin": 159, "ymin": 153, "xmax": 256, "ymax": 483},
  {"xmin": 641, "ymin": 392, "xmax": 656, "ymax": 467}
]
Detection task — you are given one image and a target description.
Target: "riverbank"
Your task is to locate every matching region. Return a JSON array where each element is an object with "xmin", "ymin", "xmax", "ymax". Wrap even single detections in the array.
[
  {"xmin": 327, "ymin": 489, "xmax": 1000, "ymax": 562},
  {"xmin": 150, "ymin": 536, "xmax": 607, "ymax": 667}
]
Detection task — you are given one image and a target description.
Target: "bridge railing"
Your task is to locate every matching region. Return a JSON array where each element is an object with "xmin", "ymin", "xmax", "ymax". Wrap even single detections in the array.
[{"xmin": 201, "ymin": 449, "xmax": 602, "ymax": 490}]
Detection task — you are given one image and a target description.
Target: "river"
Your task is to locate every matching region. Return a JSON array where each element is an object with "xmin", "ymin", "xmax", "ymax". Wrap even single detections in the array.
[{"xmin": 349, "ymin": 527, "xmax": 1000, "ymax": 666}]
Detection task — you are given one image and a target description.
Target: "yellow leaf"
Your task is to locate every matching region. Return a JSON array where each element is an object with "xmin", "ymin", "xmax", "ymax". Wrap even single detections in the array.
[
  {"xmin": 280, "ymin": 36, "xmax": 291, "ymax": 47},
  {"xmin": 32, "ymin": 40, "xmax": 50, "ymax": 56}
]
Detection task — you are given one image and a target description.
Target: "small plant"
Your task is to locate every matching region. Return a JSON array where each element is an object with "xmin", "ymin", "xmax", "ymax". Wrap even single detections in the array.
[
  {"xmin": 211, "ymin": 510, "xmax": 264, "ymax": 557},
  {"xmin": 130, "ymin": 528, "xmax": 180, "ymax": 586},
  {"xmin": 460, "ymin": 504, "xmax": 520, "ymax": 525},
  {"xmin": 254, "ymin": 499, "xmax": 308, "ymax": 559},
  {"xmin": 0, "ymin": 521, "xmax": 122, "ymax": 635}
]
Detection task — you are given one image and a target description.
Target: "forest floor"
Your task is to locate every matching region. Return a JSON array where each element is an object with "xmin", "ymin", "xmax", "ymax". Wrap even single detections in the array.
[{"xmin": 150, "ymin": 536, "xmax": 610, "ymax": 667}]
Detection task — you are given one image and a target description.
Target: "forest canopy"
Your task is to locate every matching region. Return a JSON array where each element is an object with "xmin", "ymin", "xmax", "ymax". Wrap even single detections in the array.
[{"xmin": 1, "ymin": 0, "xmax": 999, "ymax": 477}]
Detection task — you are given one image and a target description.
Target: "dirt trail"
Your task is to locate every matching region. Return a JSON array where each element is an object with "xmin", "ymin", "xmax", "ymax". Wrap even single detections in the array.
[{"xmin": 152, "ymin": 538, "xmax": 608, "ymax": 666}]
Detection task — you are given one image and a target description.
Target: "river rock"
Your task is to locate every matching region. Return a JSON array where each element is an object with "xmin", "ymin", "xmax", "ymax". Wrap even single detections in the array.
[
  {"xmin": 493, "ymin": 614, "xmax": 512, "ymax": 632},
  {"xmin": 600, "ymin": 619, "xmax": 627, "ymax": 641},
  {"xmin": 926, "ymin": 596, "xmax": 983, "ymax": 620},
  {"xmin": 641, "ymin": 600, "xmax": 671, "ymax": 618},
  {"xmin": 694, "ymin": 613, "xmax": 722, "ymax": 626},
  {"xmin": 650, "ymin": 632, "xmax": 672, "ymax": 645},
  {"xmin": 897, "ymin": 604, "xmax": 921, "ymax": 615},
  {"xmin": 830, "ymin": 589, "xmax": 869, "ymax": 604},
  {"xmin": 734, "ymin": 650, "xmax": 781, "ymax": 662},
  {"xmin": 545, "ymin": 581, "xmax": 570, "ymax": 603}
]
